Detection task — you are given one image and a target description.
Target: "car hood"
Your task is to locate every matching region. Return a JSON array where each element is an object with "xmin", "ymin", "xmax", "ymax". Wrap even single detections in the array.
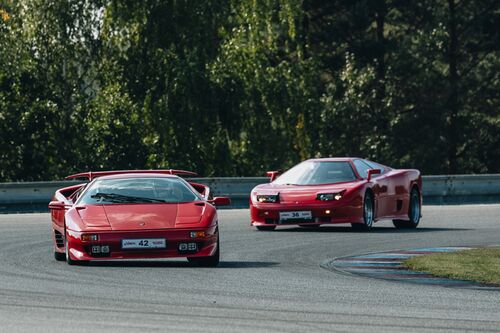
[
  {"xmin": 77, "ymin": 203, "xmax": 204, "ymax": 231},
  {"xmin": 252, "ymin": 182, "xmax": 361, "ymax": 204}
]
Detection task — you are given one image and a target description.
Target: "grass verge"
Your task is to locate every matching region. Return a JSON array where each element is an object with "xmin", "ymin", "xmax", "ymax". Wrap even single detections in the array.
[{"xmin": 403, "ymin": 247, "xmax": 500, "ymax": 285}]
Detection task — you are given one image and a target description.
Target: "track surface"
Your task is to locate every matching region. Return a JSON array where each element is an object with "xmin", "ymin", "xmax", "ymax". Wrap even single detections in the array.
[{"xmin": 0, "ymin": 205, "xmax": 499, "ymax": 332}]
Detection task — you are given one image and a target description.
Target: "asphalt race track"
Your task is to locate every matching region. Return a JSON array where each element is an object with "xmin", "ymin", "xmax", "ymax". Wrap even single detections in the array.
[{"xmin": 0, "ymin": 205, "xmax": 499, "ymax": 332}]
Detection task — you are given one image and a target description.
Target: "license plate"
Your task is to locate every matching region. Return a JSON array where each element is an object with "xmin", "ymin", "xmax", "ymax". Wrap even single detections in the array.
[
  {"xmin": 279, "ymin": 211, "xmax": 312, "ymax": 221},
  {"xmin": 121, "ymin": 238, "xmax": 166, "ymax": 249}
]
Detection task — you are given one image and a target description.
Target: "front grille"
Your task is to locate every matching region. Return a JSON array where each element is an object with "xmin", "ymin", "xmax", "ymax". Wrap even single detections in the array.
[{"xmin": 54, "ymin": 231, "xmax": 64, "ymax": 248}]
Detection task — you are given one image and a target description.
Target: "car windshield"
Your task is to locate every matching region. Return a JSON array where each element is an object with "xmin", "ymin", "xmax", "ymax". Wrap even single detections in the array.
[
  {"xmin": 78, "ymin": 177, "xmax": 201, "ymax": 205},
  {"xmin": 273, "ymin": 161, "xmax": 357, "ymax": 185}
]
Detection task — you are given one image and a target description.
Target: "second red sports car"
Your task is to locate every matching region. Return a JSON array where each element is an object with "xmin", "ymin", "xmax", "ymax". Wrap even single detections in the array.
[
  {"xmin": 250, "ymin": 158, "xmax": 422, "ymax": 231},
  {"xmin": 49, "ymin": 170, "xmax": 230, "ymax": 266}
]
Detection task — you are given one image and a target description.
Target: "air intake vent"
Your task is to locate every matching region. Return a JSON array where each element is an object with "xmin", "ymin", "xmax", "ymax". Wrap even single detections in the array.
[
  {"xmin": 54, "ymin": 231, "xmax": 64, "ymax": 248},
  {"xmin": 396, "ymin": 200, "xmax": 403, "ymax": 211}
]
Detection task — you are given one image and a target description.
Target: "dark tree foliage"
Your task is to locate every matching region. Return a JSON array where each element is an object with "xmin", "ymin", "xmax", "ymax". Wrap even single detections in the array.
[{"xmin": 0, "ymin": 0, "xmax": 498, "ymax": 181}]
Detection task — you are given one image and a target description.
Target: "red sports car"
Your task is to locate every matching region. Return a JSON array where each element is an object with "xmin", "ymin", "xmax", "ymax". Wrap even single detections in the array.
[
  {"xmin": 250, "ymin": 158, "xmax": 422, "ymax": 231},
  {"xmin": 49, "ymin": 170, "xmax": 230, "ymax": 266}
]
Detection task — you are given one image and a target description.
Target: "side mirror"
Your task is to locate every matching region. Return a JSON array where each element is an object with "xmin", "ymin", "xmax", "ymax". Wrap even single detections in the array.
[
  {"xmin": 266, "ymin": 171, "xmax": 280, "ymax": 182},
  {"xmin": 48, "ymin": 201, "xmax": 66, "ymax": 210},
  {"xmin": 212, "ymin": 197, "xmax": 231, "ymax": 206},
  {"xmin": 367, "ymin": 169, "xmax": 381, "ymax": 181}
]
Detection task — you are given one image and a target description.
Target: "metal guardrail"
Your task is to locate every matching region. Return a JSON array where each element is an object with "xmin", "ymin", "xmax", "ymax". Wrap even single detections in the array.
[
  {"xmin": 1, "ymin": 175, "xmax": 499, "ymax": 213},
  {"xmin": 422, "ymin": 174, "xmax": 500, "ymax": 204}
]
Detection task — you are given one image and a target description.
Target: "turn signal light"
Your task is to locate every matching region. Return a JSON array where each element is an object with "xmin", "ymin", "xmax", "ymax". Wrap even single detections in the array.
[
  {"xmin": 190, "ymin": 231, "xmax": 206, "ymax": 238},
  {"xmin": 81, "ymin": 234, "xmax": 98, "ymax": 241}
]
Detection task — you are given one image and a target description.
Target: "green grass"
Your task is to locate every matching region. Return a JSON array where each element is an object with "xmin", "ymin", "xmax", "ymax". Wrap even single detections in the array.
[{"xmin": 403, "ymin": 247, "xmax": 500, "ymax": 285}]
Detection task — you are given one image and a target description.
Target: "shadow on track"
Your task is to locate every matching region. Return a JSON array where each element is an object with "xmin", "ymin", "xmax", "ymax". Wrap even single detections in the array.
[
  {"xmin": 86, "ymin": 260, "xmax": 279, "ymax": 268},
  {"xmin": 271, "ymin": 226, "xmax": 470, "ymax": 233}
]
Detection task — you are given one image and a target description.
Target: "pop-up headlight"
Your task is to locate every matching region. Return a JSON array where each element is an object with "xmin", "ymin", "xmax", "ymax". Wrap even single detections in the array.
[{"xmin": 256, "ymin": 194, "xmax": 280, "ymax": 203}]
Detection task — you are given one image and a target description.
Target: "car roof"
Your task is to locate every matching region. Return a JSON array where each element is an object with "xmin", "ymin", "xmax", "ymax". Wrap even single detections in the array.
[{"xmin": 305, "ymin": 157, "xmax": 361, "ymax": 162}]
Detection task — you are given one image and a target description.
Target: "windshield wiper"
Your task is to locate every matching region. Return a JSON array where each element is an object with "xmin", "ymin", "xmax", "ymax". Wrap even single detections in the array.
[{"xmin": 90, "ymin": 193, "xmax": 165, "ymax": 203}]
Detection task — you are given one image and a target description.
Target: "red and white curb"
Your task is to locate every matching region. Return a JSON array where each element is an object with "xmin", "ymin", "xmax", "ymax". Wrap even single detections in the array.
[{"xmin": 322, "ymin": 246, "xmax": 500, "ymax": 290}]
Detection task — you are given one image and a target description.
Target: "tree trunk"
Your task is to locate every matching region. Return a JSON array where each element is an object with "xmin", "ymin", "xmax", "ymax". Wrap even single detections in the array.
[{"xmin": 447, "ymin": 0, "xmax": 459, "ymax": 174}]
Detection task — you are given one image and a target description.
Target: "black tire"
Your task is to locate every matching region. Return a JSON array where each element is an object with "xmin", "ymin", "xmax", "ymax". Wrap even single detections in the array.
[
  {"xmin": 256, "ymin": 226, "xmax": 276, "ymax": 231},
  {"xmin": 54, "ymin": 251, "xmax": 66, "ymax": 261},
  {"xmin": 188, "ymin": 239, "xmax": 220, "ymax": 267},
  {"xmin": 393, "ymin": 187, "xmax": 421, "ymax": 229},
  {"xmin": 350, "ymin": 223, "xmax": 365, "ymax": 231},
  {"xmin": 351, "ymin": 191, "xmax": 374, "ymax": 231}
]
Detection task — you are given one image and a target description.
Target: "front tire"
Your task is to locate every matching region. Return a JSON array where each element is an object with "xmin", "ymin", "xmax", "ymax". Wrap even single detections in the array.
[
  {"xmin": 393, "ymin": 187, "xmax": 421, "ymax": 229},
  {"xmin": 256, "ymin": 226, "xmax": 276, "ymax": 231},
  {"xmin": 188, "ymin": 239, "xmax": 220, "ymax": 267},
  {"xmin": 54, "ymin": 251, "xmax": 66, "ymax": 261},
  {"xmin": 351, "ymin": 191, "xmax": 374, "ymax": 231}
]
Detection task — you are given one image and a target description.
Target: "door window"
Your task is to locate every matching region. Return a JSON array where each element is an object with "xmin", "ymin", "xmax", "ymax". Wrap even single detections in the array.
[{"xmin": 353, "ymin": 159, "xmax": 372, "ymax": 179}]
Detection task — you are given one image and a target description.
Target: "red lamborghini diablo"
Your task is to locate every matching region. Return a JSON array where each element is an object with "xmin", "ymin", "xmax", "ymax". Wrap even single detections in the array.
[
  {"xmin": 250, "ymin": 158, "xmax": 422, "ymax": 231},
  {"xmin": 49, "ymin": 170, "xmax": 230, "ymax": 266}
]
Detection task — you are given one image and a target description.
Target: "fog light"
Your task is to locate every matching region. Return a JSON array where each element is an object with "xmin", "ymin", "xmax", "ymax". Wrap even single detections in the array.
[
  {"xmin": 190, "ymin": 231, "xmax": 206, "ymax": 238},
  {"xmin": 179, "ymin": 242, "xmax": 198, "ymax": 252},
  {"xmin": 82, "ymin": 234, "xmax": 98, "ymax": 241},
  {"xmin": 325, "ymin": 210, "xmax": 331, "ymax": 214},
  {"xmin": 91, "ymin": 245, "xmax": 110, "ymax": 255}
]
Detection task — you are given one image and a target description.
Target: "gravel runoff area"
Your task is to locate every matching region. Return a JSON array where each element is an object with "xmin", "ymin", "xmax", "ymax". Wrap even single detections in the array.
[{"xmin": 0, "ymin": 204, "xmax": 499, "ymax": 332}]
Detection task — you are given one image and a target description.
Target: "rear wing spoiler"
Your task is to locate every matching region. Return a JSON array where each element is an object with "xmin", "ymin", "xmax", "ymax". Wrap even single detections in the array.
[{"xmin": 65, "ymin": 169, "xmax": 198, "ymax": 181}]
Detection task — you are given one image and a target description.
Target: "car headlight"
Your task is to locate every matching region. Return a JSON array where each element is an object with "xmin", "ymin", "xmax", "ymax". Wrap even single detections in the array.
[
  {"xmin": 256, "ymin": 194, "xmax": 279, "ymax": 203},
  {"xmin": 317, "ymin": 191, "xmax": 345, "ymax": 201}
]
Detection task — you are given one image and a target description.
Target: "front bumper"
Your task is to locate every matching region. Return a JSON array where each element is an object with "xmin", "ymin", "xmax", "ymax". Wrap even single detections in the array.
[
  {"xmin": 250, "ymin": 199, "xmax": 363, "ymax": 226},
  {"xmin": 65, "ymin": 226, "xmax": 218, "ymax": 261}
]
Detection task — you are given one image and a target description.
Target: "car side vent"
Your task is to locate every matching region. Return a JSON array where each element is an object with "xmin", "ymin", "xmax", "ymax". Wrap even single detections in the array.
[{"xmin": 54, "ymin": 231, "xmax": 64, "ymax": 248}]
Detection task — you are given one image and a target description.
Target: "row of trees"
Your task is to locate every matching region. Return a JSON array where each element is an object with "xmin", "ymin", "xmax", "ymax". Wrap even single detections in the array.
[{"xmin": 0, "ymin": 0, "xmax": 499, "ymax": 181}]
